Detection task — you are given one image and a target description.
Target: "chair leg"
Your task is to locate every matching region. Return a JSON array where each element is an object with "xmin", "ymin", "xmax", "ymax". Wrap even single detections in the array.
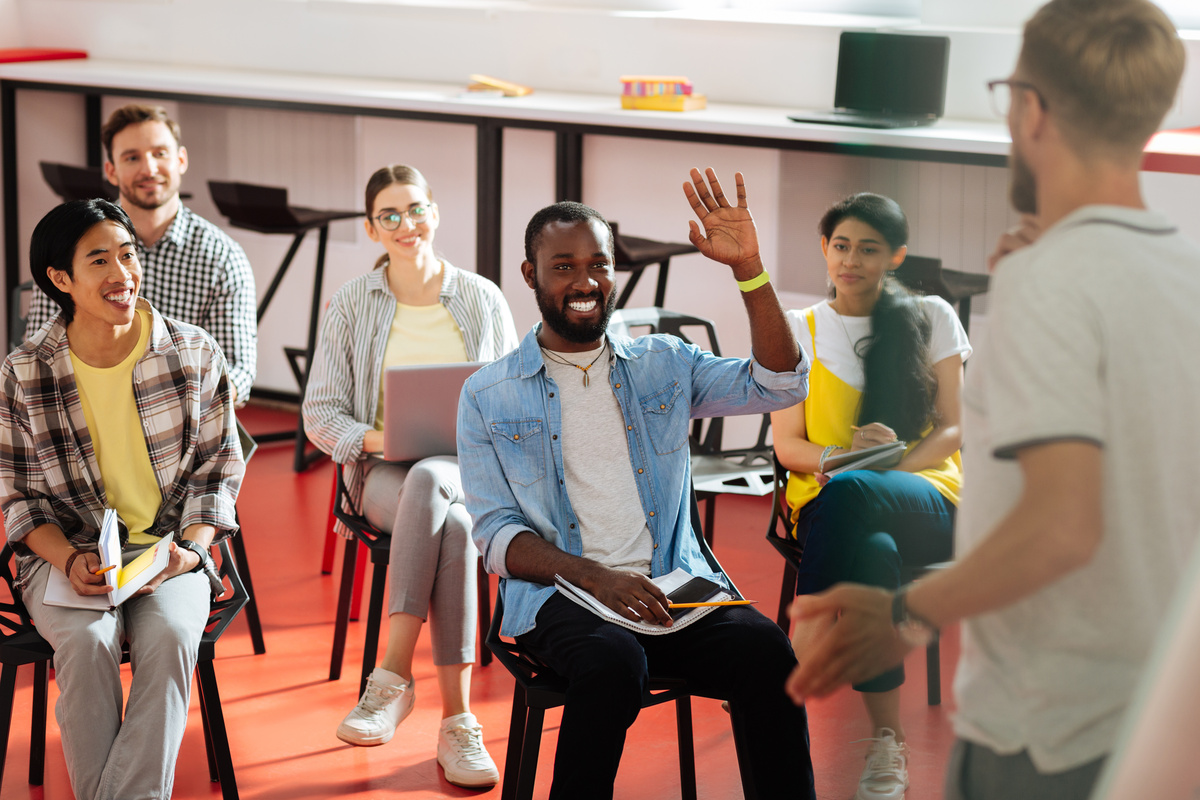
[
  {"xmin": 516, "ymin": 705, "xmax": 545, "ymax": 800},
  {"xmin": 652, "ymin": 257, "xmax": 671, "ymax": 308},
  {"xmin": 477, "ymin": 562, "xmax": 492, "ymax": 667},
  {"xmin": 703, "ymin": 495, "xmax": 716, "ymax": 548},
  {"xmin": 776, "ymin": 562, "xmax": 798, "ymax": 630},
  {"xmin": 195, "ymin": 661, "xmax": 240, "ymax": 799},
  {"xmin": 614, "ymin": 268, "xmax": 645, "ymax": 309},
  {"xmin": 501, "ymin": 686, "xmax": 529, "ymax": 800},
  {"xmin": 198, "ymin": 670, "xmax": 218, "ymax": 782},
  {"xmin": 321, "ymin": 480, "xmax": 338, "ymax": 574},
  {"xmin": 0, "ymin": 663, "xmax": 17, "ymax": 785},
  {"xmin": 330, "ymin": 537, "xmax": 359, "ymax": 681},
  {"xmin": 229, "ymin": 532, "xmax": 266, "ymax": 655},
  {"xmin": 926, "ymin": 638, "xmax": 942, "ymax": 706},
  {"xmin": 675, "ymin": 696, "xmax": 697, "ymax": 800},
  {"xmin": 350, "ymin": 540, "xmax": 368, "ymax": 622},
  {"xmin": 29, "ymin": 659, "xmax": 48, "ymax": 785},
  {"xmin": 359, "ymin": 559, "xmax": 389, "ymax": 698}
]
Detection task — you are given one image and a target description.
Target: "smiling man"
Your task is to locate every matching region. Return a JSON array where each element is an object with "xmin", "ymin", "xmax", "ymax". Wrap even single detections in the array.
[
  {"xmin": 25, "ymin": 104, "xmax": 256, "ymax": 405},
  {"xmin": 457, "ymin": 169, "xmax": 815, "ymax": 800}
]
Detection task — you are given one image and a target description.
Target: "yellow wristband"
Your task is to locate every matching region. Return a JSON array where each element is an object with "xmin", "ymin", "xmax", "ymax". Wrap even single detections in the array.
[{"xmin": 736, "ymin": 270, "xmax": 770, "ymax": 293}]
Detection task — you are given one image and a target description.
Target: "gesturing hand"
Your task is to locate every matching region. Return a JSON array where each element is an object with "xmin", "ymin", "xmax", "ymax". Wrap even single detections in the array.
[
  {"xmin": 682, "ymin": 168, "xmax": 760, "ymax": 275},
  {"xmin": 987, "ymin": 214, "xmax": 1041, "ymax": 272},
  {"xmin": 585, "ymin": 567, "xmax": 673, "ymax": 627}
]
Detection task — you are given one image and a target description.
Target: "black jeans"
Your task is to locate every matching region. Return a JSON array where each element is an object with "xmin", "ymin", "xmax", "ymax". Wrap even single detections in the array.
[{"xmin": 517, "ymin": 593, "xmax": 816, "ymax": 800}]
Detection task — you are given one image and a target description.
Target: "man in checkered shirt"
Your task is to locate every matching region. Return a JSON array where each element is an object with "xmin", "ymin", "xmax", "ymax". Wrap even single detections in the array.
[{"xmin": 25, "ymin": 104, "xmax": 256, "ymax": 404}]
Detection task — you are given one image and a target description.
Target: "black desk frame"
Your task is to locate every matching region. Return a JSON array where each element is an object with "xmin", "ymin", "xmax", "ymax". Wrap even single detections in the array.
[{"xmin": 2, "ymin": 77, "xmax": 1008, "ymax": 380}]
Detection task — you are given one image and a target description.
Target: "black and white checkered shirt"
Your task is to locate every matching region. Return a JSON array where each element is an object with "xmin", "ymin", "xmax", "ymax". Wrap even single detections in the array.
[{"xmin": 25, "ymin": 205, "xmax": 257, "ymax": 403}]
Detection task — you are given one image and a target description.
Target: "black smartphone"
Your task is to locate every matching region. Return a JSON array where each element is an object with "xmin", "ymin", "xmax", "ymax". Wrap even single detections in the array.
[{"xmin": 666, "ymin": 576, "xmax": 724, "ymax": 620}]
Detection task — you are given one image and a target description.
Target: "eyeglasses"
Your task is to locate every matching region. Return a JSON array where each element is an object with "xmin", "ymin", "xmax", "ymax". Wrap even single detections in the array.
[
  {"xmin": 373, "ymin": 204, "xmax": 432, "ymax": 230},
  {"xmin": 987, "ymin": 79, "xmax": 1048, "ymax": 118}
]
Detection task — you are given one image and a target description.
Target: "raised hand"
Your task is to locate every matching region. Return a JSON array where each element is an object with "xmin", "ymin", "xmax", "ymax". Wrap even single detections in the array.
[{"xmin": 682, "ymin": 168, "xmax": 761, "ymax": 275}]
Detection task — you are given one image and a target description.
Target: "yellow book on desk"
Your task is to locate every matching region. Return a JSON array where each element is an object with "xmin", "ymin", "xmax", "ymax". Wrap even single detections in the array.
[
  {"xmin": 43, "ymin": 510, "xmax": 174, "ymax": 610},
  {"xmin": 621, "ymin": 94, "xmax": 707, "ymax": 112}
]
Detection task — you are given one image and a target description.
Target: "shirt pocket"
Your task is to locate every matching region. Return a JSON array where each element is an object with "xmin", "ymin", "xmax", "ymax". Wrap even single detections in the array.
[
  {"xmin": 639, "ymin": 381, "xmax": 688, "ymax": 456},
  {"xmin": 489, "ymin": 419, "xmax": 546, "ymax": 487}
]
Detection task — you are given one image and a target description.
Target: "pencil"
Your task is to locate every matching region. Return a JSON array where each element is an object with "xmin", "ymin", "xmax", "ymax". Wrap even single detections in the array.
[
  {"xmin": 668, "ymin": 600, "xmax": 757, "ymax": 608},
  {"xmin": 94, "ymin": 565, "xmax": 116, "ymax": 576}
]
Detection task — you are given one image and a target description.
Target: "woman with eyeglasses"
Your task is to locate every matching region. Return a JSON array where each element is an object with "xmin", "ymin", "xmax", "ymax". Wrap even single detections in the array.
[
  {"xmin": 304, "ymin": 164, "xmax": 517, "ymax": 788},
  {"xmin": 771, "ymin": 193, "xmax": 970, "ymax": 800}
]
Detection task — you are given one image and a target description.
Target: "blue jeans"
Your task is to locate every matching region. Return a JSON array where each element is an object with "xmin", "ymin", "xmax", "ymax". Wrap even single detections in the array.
[
  {"xmin": 794, "ymin": 469, "xmax": 955, "ymax": 692},
  {"xmin": 517, "ymin": 593, "xmax": 816, "ymax": 800}
]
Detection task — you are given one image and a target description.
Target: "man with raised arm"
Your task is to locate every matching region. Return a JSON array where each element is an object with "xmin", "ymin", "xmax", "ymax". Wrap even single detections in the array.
[
  {"xmin": 25, "ymin": 104, "xmax": 256, "ymax": 404},
  {"xmin": 785, "ymin": 3, "xmax": 1200, "ymax": 799},
  {"xmin": 457, "ymin": 169, "xmax": 815, "ymax": 799}
]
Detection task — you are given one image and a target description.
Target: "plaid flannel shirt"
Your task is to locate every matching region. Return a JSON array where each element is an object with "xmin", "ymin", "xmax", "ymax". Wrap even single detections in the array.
[
  {"xmin": 1, "ymin": 300, "xmax": 245, "ymax": 588},
  {"xmin": 25, "ymin": 205, "xmax": 257, "ymax": 404}
]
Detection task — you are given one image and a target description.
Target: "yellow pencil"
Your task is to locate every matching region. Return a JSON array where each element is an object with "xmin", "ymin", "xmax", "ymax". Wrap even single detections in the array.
[
  {"xmin": 94, "ymin": 565, "xmax": 116, "ymax": 576},
  {"xmin": 668, "ymin": 600, "xmax": 757, "ymax": 608}
]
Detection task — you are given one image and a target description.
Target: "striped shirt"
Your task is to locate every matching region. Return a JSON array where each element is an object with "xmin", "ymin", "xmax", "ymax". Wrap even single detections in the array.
[
  {"xmin": 303, "ymin": 262, "xmax": 518, "ymax": 536},
  {"xmin": 1, "ymin": 300, "xmax": 245, "ymax": 587},
  {"xmin": 25, "ymin": 205, "xmax": 257, "ymax": 404}
]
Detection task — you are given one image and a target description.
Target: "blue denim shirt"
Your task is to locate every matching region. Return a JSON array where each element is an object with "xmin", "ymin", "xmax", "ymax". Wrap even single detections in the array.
[{"xmin": 457, "ymin": 324, "xmax": 810, "ymax": 637}]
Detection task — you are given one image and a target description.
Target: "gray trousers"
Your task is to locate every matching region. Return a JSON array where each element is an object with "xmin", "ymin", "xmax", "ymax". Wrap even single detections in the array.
[
  {"xmin": 22, "ymin": 558, "xmax": 209, "ymax": 800},
  {"xmin": 944, "ymin": 738, "xmax": 1106, "ymax": 800},
  {"xmin": 361, "ymin": 455, "xmax": 477, "ymax": 665}
]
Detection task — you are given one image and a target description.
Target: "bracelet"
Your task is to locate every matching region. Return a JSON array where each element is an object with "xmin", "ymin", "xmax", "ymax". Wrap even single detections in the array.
[
  {"xmin": 817, "ymin": 444, "xmax": 839, "ymax": 473},
  {"xmin": 736, "ymin": 270, "xmax": 770, "ymax": 293},
  {"xmin": 64, "ymin": 549, "xmax": 85, "ymax": 578}
]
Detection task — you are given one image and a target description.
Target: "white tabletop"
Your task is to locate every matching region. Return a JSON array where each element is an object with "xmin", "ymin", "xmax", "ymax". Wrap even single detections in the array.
[{"xmin": 0, "ymin": 59, "xmax": 1013, "ymax": 160}]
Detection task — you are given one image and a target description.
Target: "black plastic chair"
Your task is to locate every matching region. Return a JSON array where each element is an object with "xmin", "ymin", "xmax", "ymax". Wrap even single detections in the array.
[
  {"xmin": 327, "ymin": 464, "xmax": 492, "ymax": 697},
  {"xmin": 208, "ymin": 180, "xmax": 362, "ymax": 472},
  {"xmin": 608, "ymin": 307, "xmax": 774, "ymax": 545},
  {"xmin": 231, "ymin": 420, "xmax": 266, "ymax": 655},
  {"xmin": 610, "ymin": 222, "xmax": 698, "ymax": 309},
  {"xmin": 763, "ymin": 451, "xmax": 946, "ymax": 705},
  {"xmin": 893, "ymin": 254, "xmax": 989, "ymax": 337},
  {"xmin": 0, "ymin": 539, "xmax": 249, "ymax": 797},
  {"xmin": 486, "ymin": 492, "xmax": 747, "ymax": 800}
]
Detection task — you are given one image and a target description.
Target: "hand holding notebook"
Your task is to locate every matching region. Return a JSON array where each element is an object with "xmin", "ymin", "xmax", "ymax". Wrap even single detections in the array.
[{"xmin": 43, "ymin": 509, "xmax": 174, "ymax": 610}]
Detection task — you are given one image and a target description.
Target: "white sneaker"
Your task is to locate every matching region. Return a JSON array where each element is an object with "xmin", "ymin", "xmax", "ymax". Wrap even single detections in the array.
[
  {"xmin": 853, "ymin": 728, "xmax": 909, "ymax": 800},
  {"xmin": 336, "ymin": 668, "xmax": 415, "ymax": 746},
  {"xmin": 437, "ymin": 712, "xmax": 499, "ymax": 789}
]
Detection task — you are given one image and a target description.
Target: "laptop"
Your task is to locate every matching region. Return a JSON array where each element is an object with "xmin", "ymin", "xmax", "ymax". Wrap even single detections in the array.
[
  {"xmin": 789, "ymin": 32, "xmax": 951, "ymax": 129},
  {"xmin": 382, "ymin": 362, "xmax": 485, "ymax": 462}
]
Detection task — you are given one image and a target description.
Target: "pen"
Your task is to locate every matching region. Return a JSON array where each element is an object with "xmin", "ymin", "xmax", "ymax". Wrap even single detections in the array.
[
  {"xmin": 668, "ymin": 600, "xmax": 757, "ymax": 608},
  {"xmin": 94, "ymin": 565, "xmax": 116, "ymax": 576}
]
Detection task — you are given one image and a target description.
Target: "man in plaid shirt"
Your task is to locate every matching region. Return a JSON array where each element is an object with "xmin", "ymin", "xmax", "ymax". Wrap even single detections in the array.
[
  {"xmin": 1, "ymin": 199, "xmax": 244, "ymax": 799},
  {"xmin": 25, "ymin": 104, "xmax": 257, "ymax": 404}
]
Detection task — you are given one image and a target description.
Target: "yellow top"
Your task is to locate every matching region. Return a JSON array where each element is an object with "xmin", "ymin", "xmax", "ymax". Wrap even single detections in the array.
[
  {"xmin": 69, "ymin": 307, "xmax": 162, "ymax": 544},
  {"xmin": 374, "ymin": 301, "xmax": 469, "ymax": 430},
  {"xmin": 786, "ymin": 308, "xmax": 963, "ymax": 526}
]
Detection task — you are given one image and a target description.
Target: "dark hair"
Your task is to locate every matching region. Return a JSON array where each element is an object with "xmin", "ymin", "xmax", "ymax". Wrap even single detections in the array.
[
  {"xmin": 364, "ymin": 164, "xmax": 434, "ymax": 270},
  {"xmin": 30, "ymin": 199, "xmax": 138, "ymax": 325},
  {"xmin": 819, "ymin": 193, "xmax": 936, "ymax": 441},
  {"xmin": 524, "ymin": 201, "xmax": 613, "ymax": 264},
  {"xmin": 101, "ymin": 105, "xmax": 182, "ymax": 163}
]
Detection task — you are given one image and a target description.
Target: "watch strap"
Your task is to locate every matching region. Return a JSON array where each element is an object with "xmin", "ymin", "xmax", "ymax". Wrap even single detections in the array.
[
  {"xmin": 176, "ymin": 539, "xmax": 210, "ymax": 573},
  {"xmin": 893, "ymin": 583, "xmax": 938, "ymax": 634}
]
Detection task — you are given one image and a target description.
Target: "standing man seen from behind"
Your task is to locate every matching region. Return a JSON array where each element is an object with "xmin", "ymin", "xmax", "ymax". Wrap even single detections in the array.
[
  {"xmin": 25, "ymin": 104, "xmax": 257, "ymax": 405},
  {"xmin": 785, "ymin": 3, "xmax": 1200, "ymax": 800},
  {"xmin": 457, "ymin": 169, "xmax": 815, "ymax": 800}
]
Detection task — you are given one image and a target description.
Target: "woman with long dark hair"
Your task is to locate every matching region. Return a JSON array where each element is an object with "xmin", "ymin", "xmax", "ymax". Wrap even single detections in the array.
[{"xmin": 772, "ymin": 193, "xmax": 970, "ymax": 800}]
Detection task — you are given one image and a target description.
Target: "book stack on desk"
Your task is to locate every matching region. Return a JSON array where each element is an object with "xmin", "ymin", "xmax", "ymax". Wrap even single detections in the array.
[{"xmin": 620, "ymin": 75, "xmax": 706, "ymax": 112}]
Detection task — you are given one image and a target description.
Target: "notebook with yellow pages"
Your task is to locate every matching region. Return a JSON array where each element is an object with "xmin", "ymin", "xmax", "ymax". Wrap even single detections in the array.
[{"xmin": 43, "ymin": 509, "xmax": 174, "ymax": 610}]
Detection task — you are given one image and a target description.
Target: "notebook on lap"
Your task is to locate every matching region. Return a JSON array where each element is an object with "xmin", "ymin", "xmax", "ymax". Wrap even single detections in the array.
[
  {"xmin": 382, "ymin": 362, "xmax": 485, "ymax": 462},
  {"xmin": 789, "ymin": 32, "xmax": 951, "ymax": 129}
]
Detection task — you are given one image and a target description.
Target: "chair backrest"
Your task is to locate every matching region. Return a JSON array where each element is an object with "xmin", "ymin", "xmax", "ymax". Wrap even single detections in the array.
[
  {"xmin": 208, "ymin": 180, "xmax": 298, "ymax": 230},
  {"xmin": 331, "ymin": 464, "xmax": 386, "ymax": 542},
  {"xmin": 39, "ymin": 161, "xmax": 118, "ymax": 203},
  {"xmin": 8, "ymin": 280, "xmax": 34, "ymax": 355}
]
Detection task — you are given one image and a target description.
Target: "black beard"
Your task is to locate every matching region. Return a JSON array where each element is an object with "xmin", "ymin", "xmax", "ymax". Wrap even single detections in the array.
[
  {"xmin": 533, "ymin": 277, "xmax": 616, "ymax": 345},
  {"xmin": 1009, "ymin": 147, "xmax": 1038, "ymax": 215}
]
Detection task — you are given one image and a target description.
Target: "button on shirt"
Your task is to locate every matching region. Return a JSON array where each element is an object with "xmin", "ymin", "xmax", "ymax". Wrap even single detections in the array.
[{"xmin": 457, "ymin": 324, "xmax": 810, "ymax": 637}]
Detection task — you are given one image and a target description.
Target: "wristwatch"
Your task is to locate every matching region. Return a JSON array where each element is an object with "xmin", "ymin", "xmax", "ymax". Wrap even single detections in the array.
[
  {"xmin": 176, "ymin": 539, "xmax": 225, "ymax": 596},
  {"xmin": 892, "ymin": 584, "xmax": 938, "ymax": 648}
]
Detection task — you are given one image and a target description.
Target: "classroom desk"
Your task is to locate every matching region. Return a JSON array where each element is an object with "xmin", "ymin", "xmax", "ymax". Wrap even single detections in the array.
[{"xmin": 1, "ymin": 58, "xmax": 1019, "ymax": 300}]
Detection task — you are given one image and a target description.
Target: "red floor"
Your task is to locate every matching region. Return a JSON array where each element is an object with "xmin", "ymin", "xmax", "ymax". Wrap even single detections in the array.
[{"xmin": 0, "ymin": 404, "xmax": 959, "ymax": 800}]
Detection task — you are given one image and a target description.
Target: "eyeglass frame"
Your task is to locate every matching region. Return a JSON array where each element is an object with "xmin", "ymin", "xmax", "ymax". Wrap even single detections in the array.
[
  {"xmin": 372, "ymin": 204, "xmax": 434, "ymax": 230},
  {"xmin": 986, "ymin": 79, "xmax": 1048, "ymax": 118}
]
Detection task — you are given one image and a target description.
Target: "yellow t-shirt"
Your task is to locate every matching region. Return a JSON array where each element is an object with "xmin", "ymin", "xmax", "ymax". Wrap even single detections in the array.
[
  {"xmin": 373, "ymin": 301, "xmax": 470, "ymax": 430},
  {"xmin": 69, "ymin": 307, "xmax": 162, "ymax": 544}
]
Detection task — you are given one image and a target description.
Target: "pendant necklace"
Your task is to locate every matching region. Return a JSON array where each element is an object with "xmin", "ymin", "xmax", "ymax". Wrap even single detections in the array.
[{"xmin": 541, "ymin": 340, "xmax": 607, "ymax": 387}]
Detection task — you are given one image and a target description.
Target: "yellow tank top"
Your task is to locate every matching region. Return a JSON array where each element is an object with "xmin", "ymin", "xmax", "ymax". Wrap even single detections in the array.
[{"xmin": 785, "ymin": 308, "xmax": 963, "ymax": 526}]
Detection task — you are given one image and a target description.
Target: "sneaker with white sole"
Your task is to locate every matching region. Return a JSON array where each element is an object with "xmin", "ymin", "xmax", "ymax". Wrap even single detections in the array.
[
  {"xmin": 437, "ymin": 712, "xmax": 499, "ymax": 789},
  {"xmin": 853, "ymin": 728, "xmax": 909, "ymax": 800},
  {"xmin": 336, "ymin": 668, "xmax": 414, "ymax": 746}
]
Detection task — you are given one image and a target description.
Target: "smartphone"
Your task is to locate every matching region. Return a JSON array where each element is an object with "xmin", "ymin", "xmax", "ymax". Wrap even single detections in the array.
[{"xmin": 666, "ymin": 576, "xmax": 724, "ymax": 620}]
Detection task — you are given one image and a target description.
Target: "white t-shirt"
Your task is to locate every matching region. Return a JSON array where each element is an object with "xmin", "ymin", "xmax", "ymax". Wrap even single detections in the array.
[
  {"xmin": 953, "ymin": 205, "xmax": 1200, "ymax": 772},
  {"xmin": 543, "ymin": 341, "xmax": 654, "ymax": 574},
  {"xmin": 785, "ymin": 294, "xmax": 972, "ymax": 387}
]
